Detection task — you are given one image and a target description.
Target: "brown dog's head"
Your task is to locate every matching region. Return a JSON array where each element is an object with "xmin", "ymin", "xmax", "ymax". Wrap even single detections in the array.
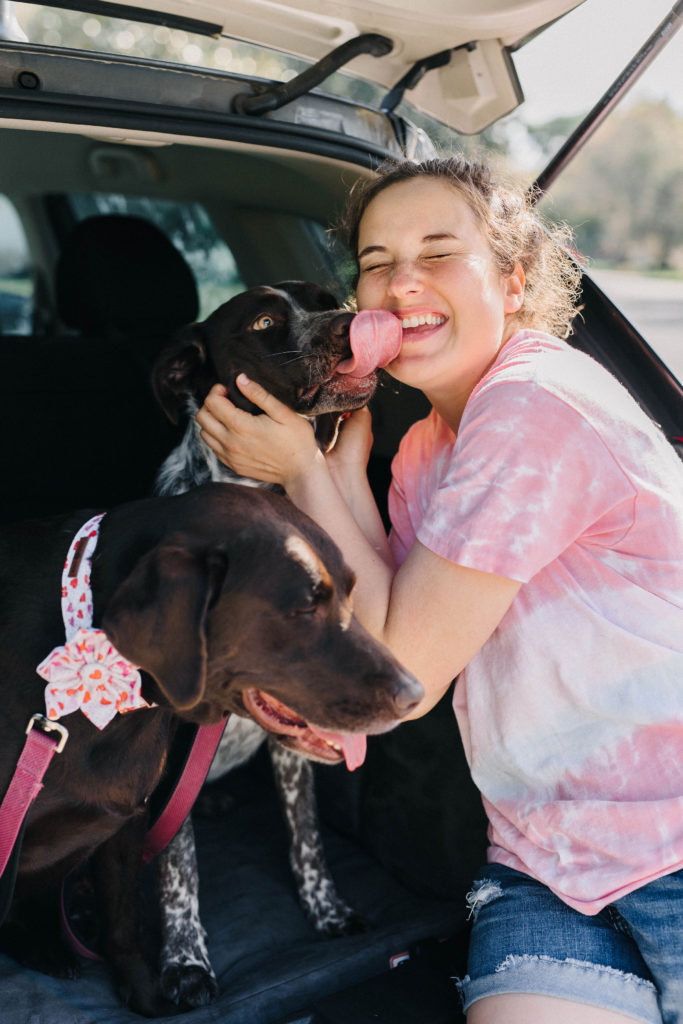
[
  {"xmin": 151, "ymin": 281, "xmax": 377, "ymax": 451},
  {"xmin": 100, "ymin": 484, "xmax": 422, "ymax": 767}
]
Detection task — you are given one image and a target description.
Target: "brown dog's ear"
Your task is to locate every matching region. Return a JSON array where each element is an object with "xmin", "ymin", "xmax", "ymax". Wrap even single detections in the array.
[
  {"xmin": 151, "ymin": 326, "xmax": 209, "ymax": 424},
  {"xmin": 101, "ymin": 543, "xmax": 228, "ymax": 710}
]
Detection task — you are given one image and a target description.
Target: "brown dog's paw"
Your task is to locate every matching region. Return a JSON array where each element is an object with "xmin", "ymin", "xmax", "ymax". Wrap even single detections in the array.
[
  {"xmin": 160, "ymin": 963, "xmax": 220, "ymax": 1008},
  {"xmin": 115, "ymin": 958, "xmax": 185, "ymax": 1018}
]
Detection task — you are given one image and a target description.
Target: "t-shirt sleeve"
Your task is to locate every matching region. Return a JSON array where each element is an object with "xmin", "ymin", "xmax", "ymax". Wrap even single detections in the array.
[{"xmin": 416, "ymin": 380, "xmax": 636, "ymax": 582}]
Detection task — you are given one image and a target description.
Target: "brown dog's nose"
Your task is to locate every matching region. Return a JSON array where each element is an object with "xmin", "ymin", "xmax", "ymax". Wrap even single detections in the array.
[{"xmin": 392, "ymin": 672, "xmax": 424, "ymax": 715}]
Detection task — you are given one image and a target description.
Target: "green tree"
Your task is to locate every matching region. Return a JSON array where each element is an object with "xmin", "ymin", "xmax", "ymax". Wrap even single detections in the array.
[{"xmin": 539, "ymin": 100, "xmax": 683, "ymax": 271}]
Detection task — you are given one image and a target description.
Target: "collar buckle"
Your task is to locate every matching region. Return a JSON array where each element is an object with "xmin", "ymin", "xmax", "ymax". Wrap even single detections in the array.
[{"xmin": 26, "ymin": 714, "xmax": 69, "ymax": 754}]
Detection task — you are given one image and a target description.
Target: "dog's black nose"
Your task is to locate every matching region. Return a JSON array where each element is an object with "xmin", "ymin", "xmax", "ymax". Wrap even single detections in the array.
[{"xmin": 329, "ymin": 311, "xmax": 354, "ymax": 340}]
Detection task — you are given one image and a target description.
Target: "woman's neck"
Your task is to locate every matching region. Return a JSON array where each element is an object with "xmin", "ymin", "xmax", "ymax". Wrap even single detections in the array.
[{"xmin": 426, "ymin": 325, "xmax": 520, "ymax": 433}]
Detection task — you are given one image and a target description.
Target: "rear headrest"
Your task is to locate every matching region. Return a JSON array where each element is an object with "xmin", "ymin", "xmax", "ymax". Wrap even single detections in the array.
[{"xmin": 56, "ymin": 214, "xmax": 199, "ymax": 333}]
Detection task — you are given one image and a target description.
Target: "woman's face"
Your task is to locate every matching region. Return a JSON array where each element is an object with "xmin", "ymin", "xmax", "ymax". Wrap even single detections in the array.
[{"xmin": 355, "ymin": 177, "xmax": 523, "ymax": 408}]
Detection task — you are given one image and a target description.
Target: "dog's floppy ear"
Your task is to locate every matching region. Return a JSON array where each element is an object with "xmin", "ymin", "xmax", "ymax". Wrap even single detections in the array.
[
  {"xmin": 151, "ymin": 326, "xmax": 209, "ymax": 424},
  {"xmin": 102, "ymin": 542, "xmax": 228, "ymax": 710}
]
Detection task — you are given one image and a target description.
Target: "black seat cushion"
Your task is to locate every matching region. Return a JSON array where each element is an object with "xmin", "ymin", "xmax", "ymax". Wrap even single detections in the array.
[
  {"xmin": 56, "ymin": 214, "xmax": 198, "ymax": 335},
  {"xmin": 0, "ymin": 748, "xmax": 468, "ymax": 1024}
]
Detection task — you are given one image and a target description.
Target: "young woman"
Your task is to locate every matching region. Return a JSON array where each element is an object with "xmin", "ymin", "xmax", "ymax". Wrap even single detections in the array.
[{"xmin": 196, "ymin": 157, "xmax": 683, "ymax": 1024}]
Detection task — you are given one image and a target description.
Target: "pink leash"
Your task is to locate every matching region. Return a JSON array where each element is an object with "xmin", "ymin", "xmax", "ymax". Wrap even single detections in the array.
[
  {"xmin": 0, "ymin": 515, "xmax": 228, "ymax": 952},
  {"xmin": 0, "ymin": 715, "xmax": 69, "ymax": 877},
  {"xmin": 143, "ymin": 718, "xmax": 226, "ymax": 864},
  {"xmin": 60, "ymin": 717, "xmax": 227, "ymax": 959},
  {"xmin": 0, "ymin": 714, "xmax": 225, "ymax": 957}
]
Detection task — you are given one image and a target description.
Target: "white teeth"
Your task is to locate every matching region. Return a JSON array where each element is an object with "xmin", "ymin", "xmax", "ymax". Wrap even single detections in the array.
[
  {"xmin": 401, "ymin": 314, "xmax": 445, "ymax": 329},
  {"xmin": 326, "ymin": 741, "xmax": 342, "ymax": 752}
]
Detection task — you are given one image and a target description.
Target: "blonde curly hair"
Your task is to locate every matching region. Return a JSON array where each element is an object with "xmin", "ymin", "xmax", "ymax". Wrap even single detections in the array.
[{"xmin": 337, "ymin": 156, "xmax": 582, "ymax": 340}]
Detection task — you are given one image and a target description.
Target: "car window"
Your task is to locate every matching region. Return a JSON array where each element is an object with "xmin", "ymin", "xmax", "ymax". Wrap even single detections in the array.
[
  {"xmin": 0, "ymin": 194, "xmax": 34, "ymax": 334},
  {"xmin": 64, "ymin": 193, "xmax": 246, "ymax": 319},
  {"xmin": 16, "ymin": 3, "xmax": 310, "ymax": 82}
]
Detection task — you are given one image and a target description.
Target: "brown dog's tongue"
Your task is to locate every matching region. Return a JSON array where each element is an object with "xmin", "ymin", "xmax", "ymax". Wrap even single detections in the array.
[
  {"xmin": 308, "ymin": 725, "xmax": 367, "ymax": 771},
  {"xmin": 336, "ymin": 310, "xmax": 402, "ymax": 378}
]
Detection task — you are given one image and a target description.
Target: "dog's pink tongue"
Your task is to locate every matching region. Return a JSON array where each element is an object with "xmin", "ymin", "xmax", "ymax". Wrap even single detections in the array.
[
  {"xmin": 308, "ymin": 726, "xmax": 367, "ymax": 771},
  {"xmin": 336, "ymin": 310, "xmax": 402, "ymax": 378}
]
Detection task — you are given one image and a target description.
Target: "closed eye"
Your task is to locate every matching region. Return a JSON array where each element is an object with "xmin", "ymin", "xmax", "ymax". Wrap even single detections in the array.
[
  {"xmin": 288, "ymin": 593, "xmax": 322, "ymax": 617},
  {"xmin": 290, "ymin": 604, "xmax": 318, "ymax": 617},
  {"xmin": 288, "ymin": 580, "xmax": 333, "ymax": 618},
  {"xmin": 360, "ymin": 262, "xmax": 391, "ymax": 275}
]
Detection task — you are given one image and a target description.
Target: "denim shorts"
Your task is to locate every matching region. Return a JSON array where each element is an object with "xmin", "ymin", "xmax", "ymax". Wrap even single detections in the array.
[{"xmin": 455, "ymin": 863, "xmax": 683, "ymax": 1023}]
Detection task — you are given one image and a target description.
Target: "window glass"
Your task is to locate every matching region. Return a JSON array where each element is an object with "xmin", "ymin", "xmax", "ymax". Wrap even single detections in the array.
[
  {"xmin": 303, "ymin": 219, "xmax": 354, "ymax": 299},
  {"xmin": 65, "ymin": 194, "xmax": 245, "ymax": 319},
  {"xmin": 15, "ymin": 3, "xmax": 310, "ymax": 84},
  {"xmin": 0, "ymin": 195, "xmax": 33, "ymax": 334}
]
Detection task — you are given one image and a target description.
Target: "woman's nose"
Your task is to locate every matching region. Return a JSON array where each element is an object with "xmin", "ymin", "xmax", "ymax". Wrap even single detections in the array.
[{"xmin": 387, "ymin": 260, "xmax": 423, "ymax": 296}]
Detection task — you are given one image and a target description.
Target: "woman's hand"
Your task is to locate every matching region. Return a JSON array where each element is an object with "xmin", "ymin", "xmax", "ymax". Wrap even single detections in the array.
[
  {"xmin": 325, "ymin": 406, "xmax": 374, "ymax": 474},
  {"xmin": 196, "ymin": 375, "xmax": 322, "ymax": 490}
]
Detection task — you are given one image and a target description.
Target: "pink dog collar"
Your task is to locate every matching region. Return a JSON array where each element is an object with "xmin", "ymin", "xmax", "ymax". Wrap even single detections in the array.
[{"xmin": 36, "ymin": 514, "xmax": 154, "ymax": 730}]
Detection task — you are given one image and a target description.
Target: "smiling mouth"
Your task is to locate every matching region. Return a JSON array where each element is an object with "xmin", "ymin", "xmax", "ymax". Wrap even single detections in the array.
[
  {"xmin": 241, "ymin": 687, "xmax": 366, "ymax": 770},
  {"xmin": 399, "ymin": 313, "xmax": 447, "ymax": 331}
]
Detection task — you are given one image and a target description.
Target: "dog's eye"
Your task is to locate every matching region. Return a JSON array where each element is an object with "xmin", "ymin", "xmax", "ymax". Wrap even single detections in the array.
[
  {"xmin": 289, "ymin": 599, "xmax": 318, "ymax": 618},
  {"xmin": 252, "ymin": 314, "xmax": 275, "ymax": 331}
]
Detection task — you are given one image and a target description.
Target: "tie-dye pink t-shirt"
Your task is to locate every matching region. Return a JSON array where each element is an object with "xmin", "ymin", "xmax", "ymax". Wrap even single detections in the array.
[{"xmin": 388, "ymin": 329, "xmax": 683, "ymax": 915}]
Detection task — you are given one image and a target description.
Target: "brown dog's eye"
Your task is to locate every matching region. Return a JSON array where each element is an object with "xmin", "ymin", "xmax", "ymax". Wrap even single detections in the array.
[
  {"xmin": 252, "ymin": 314, "xmax": 275, "ymax": 331},
  {"xmin": 289, "ymin": 598, "xmax": 318, "ymax": 618}
]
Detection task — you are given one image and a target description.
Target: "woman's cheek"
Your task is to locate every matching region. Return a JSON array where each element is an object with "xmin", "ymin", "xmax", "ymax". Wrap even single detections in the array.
[{"xmin": 356, "ymin": 276, "xmax": 381, "ymax": 310}]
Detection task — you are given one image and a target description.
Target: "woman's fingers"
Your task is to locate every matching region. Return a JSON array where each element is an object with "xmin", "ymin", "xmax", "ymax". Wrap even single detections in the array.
[
  {"xmin": 235, "ymin": 374, "xmax": 295, "ymax": 423},
  {"xmin": 195, "ymin": 377, "xmax": 319, "ymax": 487}
]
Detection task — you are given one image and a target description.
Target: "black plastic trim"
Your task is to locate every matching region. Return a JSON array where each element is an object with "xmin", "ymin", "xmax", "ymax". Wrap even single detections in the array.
[
  {"xmin": 0, "ymin": 90, "xmax": 394, "ymax": 168},
  {"xmin": 571, "ymin": 273, "xmax": 683, "ymax": 449}
]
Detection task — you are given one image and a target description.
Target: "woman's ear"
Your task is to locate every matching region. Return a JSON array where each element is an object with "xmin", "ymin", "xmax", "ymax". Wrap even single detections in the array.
[{"xmin": 503, "ymin": 263, "xmax": 525, "ymax": 313}]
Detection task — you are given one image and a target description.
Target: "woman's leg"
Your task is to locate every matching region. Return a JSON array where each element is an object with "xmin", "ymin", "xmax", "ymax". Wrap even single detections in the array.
[
  {"xmin": 457, "ymin": 865, "xmax": 661, "ymax": 1024},
  {"xmin": 469, "ymin": 993, "xmax": 658, "ymax": 1024},
  {"xmin": 615, "ymin": 869, "xmax": 683, "ymax": 1024}
]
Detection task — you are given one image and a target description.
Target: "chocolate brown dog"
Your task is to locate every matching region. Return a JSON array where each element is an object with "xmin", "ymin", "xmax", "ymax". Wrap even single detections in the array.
[{"xmin": 0, "ymin": 483, "xmax": 421, "ymax": 1016}]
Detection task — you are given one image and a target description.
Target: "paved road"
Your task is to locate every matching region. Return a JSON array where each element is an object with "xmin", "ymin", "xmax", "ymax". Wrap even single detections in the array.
[{"xmin": 590, "ymin": 269, "xmax": 683, "ymax": 383}]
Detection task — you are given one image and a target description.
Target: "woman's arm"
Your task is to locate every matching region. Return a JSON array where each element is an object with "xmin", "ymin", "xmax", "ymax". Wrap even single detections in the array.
[
  {"xmin": 322, "ymin": 406, "xmax": 395, "ymax": 567},
  {"xmin": 197, "ymin": 377, "xmax": 520, "ymax": 717}
]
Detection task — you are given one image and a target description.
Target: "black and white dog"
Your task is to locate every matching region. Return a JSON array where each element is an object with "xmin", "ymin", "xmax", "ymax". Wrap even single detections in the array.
[{"xmin": 151, "ymin": 281, "xmax": 382, "ymax": 1007}]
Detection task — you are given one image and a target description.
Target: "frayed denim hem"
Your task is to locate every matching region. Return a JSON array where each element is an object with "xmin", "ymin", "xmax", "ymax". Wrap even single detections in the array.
[{"xmin": 454, "ymin": 953, "xmax": 661, "ymax": 1023}]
